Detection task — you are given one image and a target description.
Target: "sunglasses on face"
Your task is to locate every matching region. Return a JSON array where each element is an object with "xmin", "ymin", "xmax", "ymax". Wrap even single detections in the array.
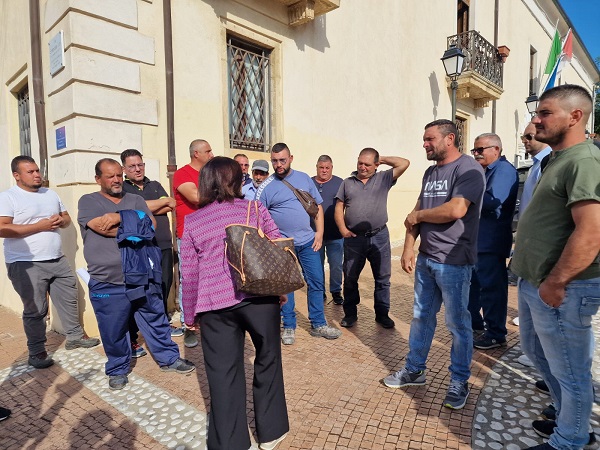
[
  {"xmin": 521, "ymin": 134, "xmax": 535, "ymax": 141},
  {"xmin": 470, "ymin": 146, "xmax": 494, "ymax": 155}
]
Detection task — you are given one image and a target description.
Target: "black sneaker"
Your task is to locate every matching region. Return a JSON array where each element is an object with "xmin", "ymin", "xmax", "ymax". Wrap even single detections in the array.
[
  {"xmin": 340, "ymin": 316, "xmax": 357, "ymax": 328},
  {"xmin": 332, "ymin": 292, "xmax": 344, "ymax": 305},
  {"xmin": 0, "ymin": 407, "xmax": 11, "ymax": 422},
  {"xmin": 28, "ymin": 351, "xmax": 54, "ymax": 369},
  {"xmin": 535, "ymin": 380, "xmax": 550, "ymax": 394},
  {"xmin": 473, "ymin": 335, "xmax": 506, "ymax": 350},
  {"xmin": 375, "ymin": 315, "xmax": 395, "ymax": 328},
  {"xmin": 65, "ymin": 335, "xmax": 100, "ymax": 350},
  {"xmin": 443, "ymin": 380, "xmax": 470, "ymax": 410},
  {"xmin": 108, "ymin": 374, "xmax": 128, "ymax": 390},
  {"xmin": 541, "ymin": 403, "xmax": 556, "ymax": 420},
  {"xmin": 160, "ymin": 358, "xmax": 196, "ymax": 374},
  {"xmin": 533, "ymin": 420, "xmax": 597, "ymax": 449}
]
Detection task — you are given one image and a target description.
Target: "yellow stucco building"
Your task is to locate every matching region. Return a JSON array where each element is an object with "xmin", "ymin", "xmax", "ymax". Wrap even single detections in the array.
[{"xmin": 1, "ymin": 0, "xmax": 598, "ymax": 334}]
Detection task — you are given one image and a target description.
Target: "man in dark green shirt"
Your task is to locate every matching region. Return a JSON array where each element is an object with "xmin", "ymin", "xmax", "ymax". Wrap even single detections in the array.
[{"xmin": 511, "ymin": 85, "xmax": 600, "ymax": 450}]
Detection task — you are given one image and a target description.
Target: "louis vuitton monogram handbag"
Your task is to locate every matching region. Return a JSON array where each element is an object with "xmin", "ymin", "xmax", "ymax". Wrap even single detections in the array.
[{"xmin": 225, "ymin": 201, "xmax": 305, "ymax": 296}]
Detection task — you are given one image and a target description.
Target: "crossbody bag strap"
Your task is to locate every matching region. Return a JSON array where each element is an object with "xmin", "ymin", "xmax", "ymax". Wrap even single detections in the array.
[{"xmin": 280, "ymin": 179, "xmax": 298, "ymax": 195}]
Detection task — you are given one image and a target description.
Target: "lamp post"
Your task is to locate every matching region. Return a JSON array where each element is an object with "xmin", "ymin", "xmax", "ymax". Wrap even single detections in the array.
[
  {"xmin": 525, "ymin": 93, "xmax": 539, "ymax": 116},
  {"xmin": 441, "ymin": 44, "xmax": 466, "ymax": 121}
]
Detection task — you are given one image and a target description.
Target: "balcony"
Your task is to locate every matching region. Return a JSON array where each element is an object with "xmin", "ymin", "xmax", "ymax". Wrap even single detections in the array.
[
  {"xmin": 272, "ymin": 0, "xmax": 340, "ymax": 26},
  {"xmin": 447, "ymin": 30, "xmax": 504, "ymax": 108}
]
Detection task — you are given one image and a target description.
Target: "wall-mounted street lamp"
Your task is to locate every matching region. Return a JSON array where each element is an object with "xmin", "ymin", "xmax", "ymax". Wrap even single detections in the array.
[
  {"xmin": 525, "ymin": 93, "xmax": 539, "ymax": 116},
  {"xmin": 441, "ymin": 44, "xmax": 465, "ymax": 121}
]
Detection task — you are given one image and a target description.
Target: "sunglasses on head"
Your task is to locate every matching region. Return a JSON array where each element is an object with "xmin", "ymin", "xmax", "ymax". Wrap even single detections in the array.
[{"xmin": 521, "ymin": 133, "xmax": 535, "ymax": 141}]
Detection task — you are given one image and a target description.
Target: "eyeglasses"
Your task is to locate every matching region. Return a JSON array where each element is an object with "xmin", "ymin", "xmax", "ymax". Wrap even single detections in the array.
[
  {"xmin": 125, "ymin": 163, "xmax": 145, "ymax": 171},
  {"xmin": 271, "ymin": 158, "xmax": 288, "ymax": 166},
  {"xmin": 470, "ymin": 146, "xmax": 495, "ymax": 155},
  {"xmin": 239, "ymin": 164, "xmax": 249, "ymax": 167},
  {"xmin": 520, "ymin": 134, "xmax": 535, "ymax": 141}
]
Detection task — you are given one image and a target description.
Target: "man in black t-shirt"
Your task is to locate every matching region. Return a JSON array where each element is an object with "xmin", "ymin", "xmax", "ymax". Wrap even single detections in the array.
[
  {"xmin": 312, "ymin": 155, "xmax": 344, "ymax": 304},
  {"xmin": 120, "ymin": 149, "xmax": 182, "ymax": 358}
]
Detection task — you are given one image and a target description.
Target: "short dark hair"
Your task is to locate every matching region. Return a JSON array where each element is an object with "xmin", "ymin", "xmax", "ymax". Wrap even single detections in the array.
[
  {"xmin": 11, "ymin": 155, "xmax": 36, "ymax": 173},
  {"xmin": 271, "ymin": 143, "xmax": 289, "ymax": 154},
  {"xmin": 198, "ymin": 157, "xmax": 244, "ymax": 208},
  {"xmin": 317, "ymin": 155, "xmax": 333, "ymax": 164},
  {"xmin": 95, "ymin": 158, "xmax": 121, "ymax": 177},
  {"xmin": 425, "ymin": 119, "xmax": 459, "ymax": 147},
  {"xmin": 539, "ymin": 84, "xmax": 593, "ymax": 118},
  {"xmin": 120, "ymin": 149, "xmax": 143, "ymax": 164},
  {"xmin": 359, "ymin": 148, "xmax": 379, "ymax": 163}
]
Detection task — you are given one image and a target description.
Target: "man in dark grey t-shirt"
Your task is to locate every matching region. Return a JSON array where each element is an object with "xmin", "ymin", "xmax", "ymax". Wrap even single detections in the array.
[
  {"xmin": 334, "ymin": 148, "xmax": 409, "ymax": 329},
  {"xmin": 383, "ymin": 120, "xmax": 485, "ymax": 412},
  {"xmin": 78, "ymin": 159, "xmax": 194, "ymax": 391}
]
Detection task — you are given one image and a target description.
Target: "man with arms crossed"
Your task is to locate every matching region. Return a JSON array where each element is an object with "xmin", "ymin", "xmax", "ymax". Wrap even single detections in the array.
[
  {"xmin": 121, "ymin": 149, "xmax": 182, "ymax": 359},
  {"xmin": 78, "ymin": 159, "xmax": 194, "ymax": 390},
  {"xmin": 334, "ymin": 149, "xmax": 409, "ymax": 327},
  {"xmin": 511, "ymin": 85, "xmax": 600, "ymax": 450},
  {"xmin": 0, "ymin": 156, "xmax": 99, "ymax": 369},
  {"xmin": 383, "ymin": 119, "xmax": 485, "ymax": 411}
]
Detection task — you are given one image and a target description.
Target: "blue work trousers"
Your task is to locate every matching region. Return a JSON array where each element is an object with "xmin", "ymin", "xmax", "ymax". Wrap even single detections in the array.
[{"xmin": 89, "ymin": 278, "xmax": 180, "ymax": 376}]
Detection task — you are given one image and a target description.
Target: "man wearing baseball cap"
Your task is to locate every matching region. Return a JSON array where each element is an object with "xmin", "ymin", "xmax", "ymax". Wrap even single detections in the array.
[{"xmin": 242, "ymin": 159, "xmax": 270, "ymax": 200}]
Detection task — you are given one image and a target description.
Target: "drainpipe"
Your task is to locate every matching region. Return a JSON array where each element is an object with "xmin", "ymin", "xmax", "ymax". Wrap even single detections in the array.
[
  {"xmin": 29, "ymin": 0, "xmax": 49, "ymax": 186},
  {"xmin": 163, "ymin": 0, "xmax": 180, "ymax": 289},
  {"xmin": 491, "ymin": 0, "xmax": 499, "ymax": 133}
]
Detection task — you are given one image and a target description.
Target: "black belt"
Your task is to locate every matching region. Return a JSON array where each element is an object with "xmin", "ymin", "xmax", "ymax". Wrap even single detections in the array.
[{"xmin": 353, "ymin": 226, "xmax": 384, "ymax": 237}]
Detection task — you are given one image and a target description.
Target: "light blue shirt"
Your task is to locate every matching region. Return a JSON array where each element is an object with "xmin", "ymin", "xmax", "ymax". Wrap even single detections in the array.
[
  {"xmin": 519, "ymin": 146, "xmax": 552, "ymax": 215},
  {"xmin": 242, "ymin": 183, "xmax": 258, "ymax": 201},
  {"xmin": 257, "ymin": 169, "xmax": 323, "ymax": 246}
]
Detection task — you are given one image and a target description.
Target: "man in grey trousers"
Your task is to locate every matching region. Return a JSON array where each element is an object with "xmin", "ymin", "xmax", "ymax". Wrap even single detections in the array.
[{"xmin": 0, "ymin": 156, "xmax": 99, "ymax": 369}]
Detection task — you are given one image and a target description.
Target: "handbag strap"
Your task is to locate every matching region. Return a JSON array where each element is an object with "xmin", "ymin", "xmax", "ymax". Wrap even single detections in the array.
[
  {"xmin": 281, "ymin": 179, "xmax": 299, "ymax": 196},
  {"xmin": 245, "ymin": 200, "xmax": 261, "ymax": 229}
]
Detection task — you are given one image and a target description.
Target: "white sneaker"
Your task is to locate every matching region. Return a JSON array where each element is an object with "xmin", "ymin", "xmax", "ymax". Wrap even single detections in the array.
[
  {"xmin": 517, "ymin": 354, "xmax": 534, "ymax": 367},
  {"xmin": 512, "ymin": 317, "xmax": 520, "ymax": 326},
  {"xmin": 260, "ymin": 432, "xmax": 287, "ymax": 450},
  {"xmin": 281, "ymin": 328, "xmax": 295, "ymax": 345}
]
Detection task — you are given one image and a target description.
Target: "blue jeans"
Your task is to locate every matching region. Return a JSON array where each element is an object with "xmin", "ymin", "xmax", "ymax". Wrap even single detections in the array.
[
  {"xmin": 519, "ymin": 277, "xmax": 600, "ymax": 450},
  {"xmin": 281, "ymin": 238, "xmax": 326, "ymax": 329},
  {"xmin": 405, "ymin": 255, "xmax": 474, "ymax": 383},
  {"xmin": 468, "ymin": 252, "xmax": 508, "ymax": 340},
  {"xmin": 342, "ymin": 227, "xmax": 391, "ymax": 318},
  {"xmin": 319, "ymin": 238, "xmax": 344, "ymax": 294}
]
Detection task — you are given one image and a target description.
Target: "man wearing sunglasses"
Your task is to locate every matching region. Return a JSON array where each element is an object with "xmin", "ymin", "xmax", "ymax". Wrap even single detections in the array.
[
  {"xmin": 467, "ymin": 134, "xmax": 518, "ymax": 350},
  {"xmin": 518, "ymin": 123, "xmax": 552, "ymax": 216},
  {"xmin": 511, "ymin": 85, "xmax": 600, "ymax": 450}
]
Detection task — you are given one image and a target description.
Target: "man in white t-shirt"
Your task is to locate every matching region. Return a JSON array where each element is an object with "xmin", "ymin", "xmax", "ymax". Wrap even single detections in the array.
[{"xmin": 0, "ymin": 156, "xmax": 99, "ymax": 369}]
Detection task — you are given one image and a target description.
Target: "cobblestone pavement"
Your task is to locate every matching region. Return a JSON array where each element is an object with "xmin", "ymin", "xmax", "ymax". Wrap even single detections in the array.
[{"xmin": 0, "ymin": 243, "xmax": 598, "ymax": 449}]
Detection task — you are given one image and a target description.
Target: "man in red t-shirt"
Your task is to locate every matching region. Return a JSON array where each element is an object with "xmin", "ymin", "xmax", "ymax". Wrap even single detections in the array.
[{"xmin": 173, "ymin": 139, "xmax": 214, "ymax": 347}]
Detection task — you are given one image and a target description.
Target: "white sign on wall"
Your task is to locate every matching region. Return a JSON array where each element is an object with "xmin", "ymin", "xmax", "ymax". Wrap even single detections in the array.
[{"xmin": 49, "ymin": 31, "xmax": 65, "ymax": 76}]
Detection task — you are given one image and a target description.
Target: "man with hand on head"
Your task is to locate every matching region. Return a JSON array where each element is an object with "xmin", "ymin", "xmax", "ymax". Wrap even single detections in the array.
[{"xmin": 334, "ymin": 149, "xmax": 409, "ymax": 327}]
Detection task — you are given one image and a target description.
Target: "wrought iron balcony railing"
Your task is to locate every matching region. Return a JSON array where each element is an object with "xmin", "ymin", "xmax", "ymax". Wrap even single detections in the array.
[{"xmin": 447, "ymin": 30, "xmax": 503, "ymax": 88}]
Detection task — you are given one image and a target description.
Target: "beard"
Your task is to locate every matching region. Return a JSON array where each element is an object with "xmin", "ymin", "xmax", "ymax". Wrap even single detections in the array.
[
  {"xmin": 275, "ymin": 167, "xmax": 290, "ymax": 178},
  {"xmin": 426, "ymin": 146, "xmax": 447, "ymax": 161}
]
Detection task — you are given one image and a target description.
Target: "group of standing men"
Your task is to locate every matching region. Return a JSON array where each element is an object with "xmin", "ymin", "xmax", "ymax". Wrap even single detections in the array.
[{"xmin": 1, "ymin": 83, "xmax": 598, "ymax": 450}]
